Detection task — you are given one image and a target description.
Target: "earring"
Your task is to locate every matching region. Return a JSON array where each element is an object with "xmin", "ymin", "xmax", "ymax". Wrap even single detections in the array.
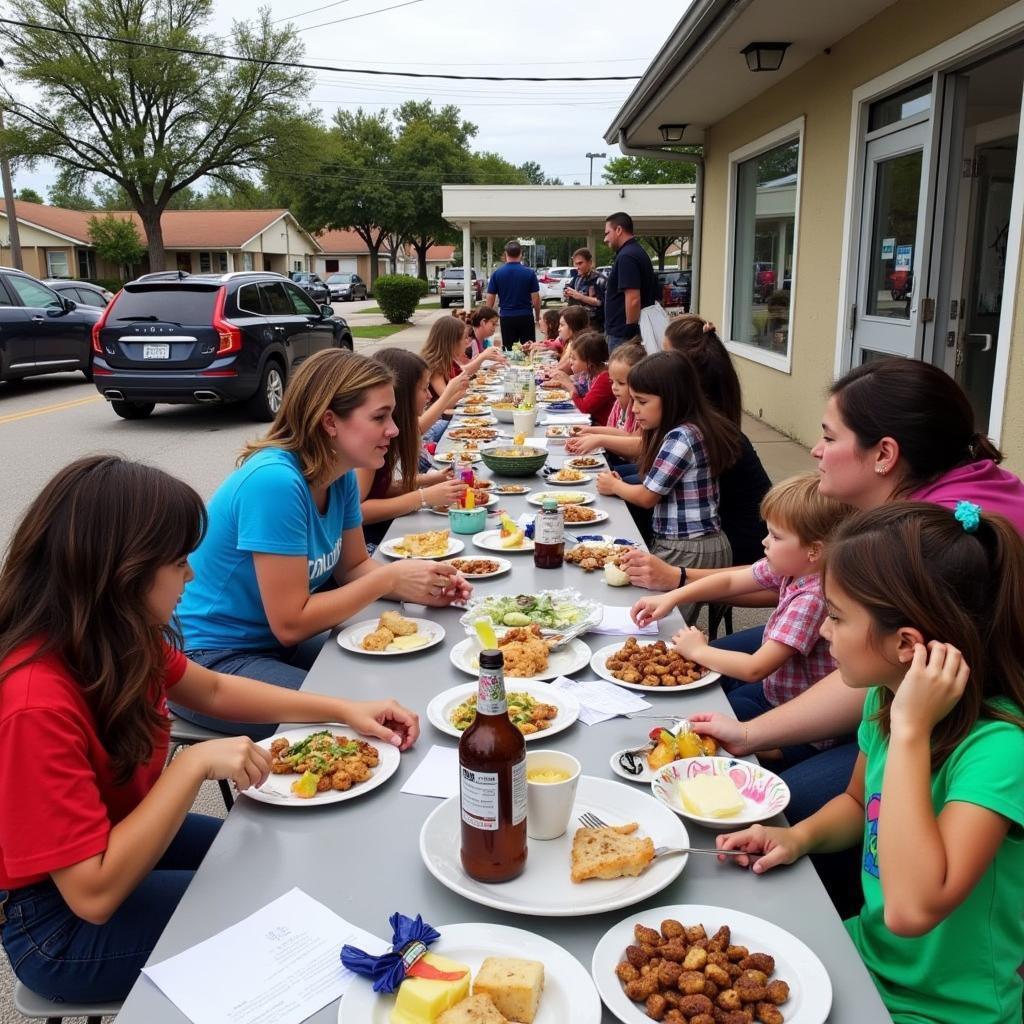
[{"xmin": 875, "ymin": 465, "xmax": 887, "ymax": 475}]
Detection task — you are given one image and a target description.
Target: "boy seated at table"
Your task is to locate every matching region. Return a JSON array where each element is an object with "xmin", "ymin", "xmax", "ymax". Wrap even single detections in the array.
[{"xmin": 631, "ymin": 473, "xmax": 854, "ymax": 731}]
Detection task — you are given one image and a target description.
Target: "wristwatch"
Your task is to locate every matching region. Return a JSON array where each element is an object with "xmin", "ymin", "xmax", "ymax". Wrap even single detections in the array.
[{"xmin": 678, "ymin": 566, "xmax": 687, "ymax": 588}]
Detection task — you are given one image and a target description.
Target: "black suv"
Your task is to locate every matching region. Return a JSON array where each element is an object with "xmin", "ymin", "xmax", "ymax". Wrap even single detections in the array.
[
  {"xmin": 0, "ymin": 268, "xmax": 101, "ymax": 383},
  {"xmin": 92, "ymin": 271, "xmax": 353, "ymax": 421},
  {"xmin": 289, "ymin": 271, "xmax": 331, "ymax": 305}
]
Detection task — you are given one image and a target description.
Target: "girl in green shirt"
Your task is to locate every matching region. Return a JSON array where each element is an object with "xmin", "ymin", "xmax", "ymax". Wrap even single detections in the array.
[{"xmin": 717, "ymin": 501, "xmax": 1024, "ymax": 1024}]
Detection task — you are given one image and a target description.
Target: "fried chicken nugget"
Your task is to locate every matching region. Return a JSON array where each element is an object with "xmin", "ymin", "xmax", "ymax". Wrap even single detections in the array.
[
  {"xmin": 379, "ymin": 610, "xmax": 417, "ymax": 636},
  {"xmin": 755, "ymin": 1004, "xmax": 784, "ymax": 1024},
  {"xmin": 361, "ymin": 626, "xmax": 394, "ymax": 651},
  {"xmin": 764, "ymin": 980, "xmax": 790, "ymax": 1005},
  {"xmin": 644, "ymin": 993, "xmax": 668, "ymax": 1020}
]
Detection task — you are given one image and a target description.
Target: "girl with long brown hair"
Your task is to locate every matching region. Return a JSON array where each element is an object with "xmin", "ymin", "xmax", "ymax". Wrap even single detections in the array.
[
  {"xmin": 718, "ymin": 502, "xmax": 1024, "ymax": 1024},
  {"xmin": 0, "ymin": 456, "xmax": 419, "ymax": 1003},
  {"xmin": 464, "ymin": 305, "xmax": 500, "ymax": 359},
  {"xmin": 358, "ymin": 348, "xmax": 467, "ymax": 546},
  {"xmin": 596, "ymin": 351, "xmax": 741, "ymax": 604},
  {"xmin": 173, "ymin": 349, "xmax": 472, "ymax": 735}
]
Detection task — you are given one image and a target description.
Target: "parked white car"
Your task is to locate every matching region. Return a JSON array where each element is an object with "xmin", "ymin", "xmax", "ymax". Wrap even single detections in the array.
[{"xmin": 538, "ymin": 265, "xmax": 573, "ymax": 304}]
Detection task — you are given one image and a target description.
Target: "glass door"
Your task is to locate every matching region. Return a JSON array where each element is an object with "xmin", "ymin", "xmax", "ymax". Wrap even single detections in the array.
[{"xmin": 852, "ymin": 120, "xmax": 932, "ymax": 362}]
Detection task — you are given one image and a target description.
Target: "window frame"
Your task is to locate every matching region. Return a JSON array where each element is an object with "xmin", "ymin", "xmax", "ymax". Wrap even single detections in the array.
[
  {"xmin": 46, "ymin": 250, "xmax": 70, "ymax": 279},
  {"xmin": 722, "ymin": 116, "xmax": 805, "ymax": 375}
]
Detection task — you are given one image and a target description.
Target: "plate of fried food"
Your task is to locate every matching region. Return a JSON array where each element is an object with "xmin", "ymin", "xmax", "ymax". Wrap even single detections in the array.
[
  {"xmin": 379, "ymin": 530, "xmax": 465, "ymax": 560},
  {"xmin": 562, "ymin": 504, "xmax": 609, "ymax": 526},
  {"xmin": 245, "ymin": 726, "xmax": 400, "ymax": 806},
  {"xmin": 591, "ymin": 904, "xmax": 832, "ymax": 1024},
  {"xmin": 547, "ymin": 467, "xmax": 594, "ymax": 485},
  {"xmin": 565, "ymin": 537, "xmax": 636, "ymax": 573},
  {"xmin": 449, "ymin": 426, "xmax": 501, "ymax": 442},
  {"xmin": 452, "ymin": 414, "xmax": 498, "ymax": 427},
  {"xmin": 434, "ymin": 450, "xmax": 483, "ymax": 466},
  {"xmin": 650, "ymin": 756, "xmax": 790, "ymax": 828},
  {"xmin": 427, "ymin": 679, "xmax": 580, "ymax": 741},
  {"xmin": 419, "ymin": 777, "xmax": 689, "ymax": 917},
  {"xmin": 527, "ymin": 490, "xmax": 594, "ymax": 506},
  {"xmin": 337, "ymin": 611, "xmax": 445, "ymax": 656},
  {"xmin": 338, "ymin": 922, "xmax": 601, "ymax": 1024},
  {"xmin": 537, "ymin": 389, "xmax": 571, "ymax": 403},
  {"xmin": 492, "ymin": 482, "xmax": 531, "ymax": 495},
  {"xmin": 457, "ymin": 403, "xmax": 491, "ymax": 416},
  {"xmin": 591, "ymin": 638, "xmax": 720, "ymax": 692},
  {"xmin": 443, "ymin": 556, "xmax": 512, "ymax": 579},
  {"xmin": 565, "ymin": 455, "xmax": 605, "ymax": 471},
  {"xmin": 449, "ymin": 626, "xmax": 592, "ymax": 682}
]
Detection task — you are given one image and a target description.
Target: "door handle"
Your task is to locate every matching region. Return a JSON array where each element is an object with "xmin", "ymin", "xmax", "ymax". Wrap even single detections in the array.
[
  {"xmin": 965, "ymin": 333, "xmax": 993, "ymax": 352},
  {"xmin": 30, "ymin": 315, "xmax": 45, "ymax": 323}
]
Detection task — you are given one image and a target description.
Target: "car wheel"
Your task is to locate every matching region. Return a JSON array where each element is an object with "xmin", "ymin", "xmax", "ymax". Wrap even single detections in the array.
[
  {"xmin": 111, "ymin": 399, "xmax": 155, "ymax": 420},
  {"xmin": 81, "ymin": 355, "xmax": 93, "ymax": 382},
  {"xmin": 440, "ymin": 298, "xmax": 450, "ymax": 308},
  {"xmin": 246, "ymin": 359, "xmax": 285, "ymax": 422},
  {"xmin": 337, "ymin": 331, "xmax": 354, "ymax": 352}
]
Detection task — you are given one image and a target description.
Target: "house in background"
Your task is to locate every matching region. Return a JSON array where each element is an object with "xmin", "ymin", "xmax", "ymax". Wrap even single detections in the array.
[
  {"xmin": 314, "ymin": 228, "xmax": 454, "ymax": 282},
  {"xmin": 607, "ymin": 0, "xmax": 1024, "ymax": 470},
  {"xmin": 0, "ymin": 201, "xmax": 320, "ymax": 279}
]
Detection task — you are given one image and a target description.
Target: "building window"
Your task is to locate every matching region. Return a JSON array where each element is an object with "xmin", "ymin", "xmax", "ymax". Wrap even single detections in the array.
[
  {"xmin": 727, "ymin": 121, "xmax": 803, "ymax": 371},
  {"xmin": 217, "ymin": 252, "xmax": 228, "ymax": 272},
  {"xmin": 868, "ymin": 79, "xmax": 931, "ymax": 132},
  {"xmin": 293, "ymin": 260, "xmax": 302, "ymax": 272},
  {"xmin": 199, "ymin": 251, "xmax": 212, "ymax": 273},
  {"xmin": 241, "ymin": 252, "xmax": 254, "ymax": 271},
  {"xmin": 325, "ymin": 259, "xmax": 339, "ymax": 273},
  {"xmin": 46, "ymin": 250, "xmax": 70, "ymax": 278},
  {"xmin": 77, "ymin": 249, "xmax": 94, "ymax": 280}
]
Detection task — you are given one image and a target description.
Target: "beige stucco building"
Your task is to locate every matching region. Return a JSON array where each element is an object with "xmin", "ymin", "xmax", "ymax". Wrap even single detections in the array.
[{"xmin": 608, "ymin": 0, "xmax": 1024, "ymax": 471}]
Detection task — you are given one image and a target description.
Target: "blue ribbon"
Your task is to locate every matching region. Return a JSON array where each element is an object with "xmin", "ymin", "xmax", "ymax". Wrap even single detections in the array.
[
  {"xmin": 954, "ymin": 500, "xmax": 981, "ymax": 533},
  {"xmin": 341, "ymin": 913, "xmax": 441, "ymax": 993}
]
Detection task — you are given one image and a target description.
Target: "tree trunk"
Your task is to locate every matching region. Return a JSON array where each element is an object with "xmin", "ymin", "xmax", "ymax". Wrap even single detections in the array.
[
  {"xmin": 368, "ymin": 241, "xmax": 382, "ymax": 291},
  {"xmin": 414, "ymin": 241, "xmax": 429, "ymax": 280},
  {"xmin": 139, "ymin": 205, "xmax": 166, "ymax": 272}
]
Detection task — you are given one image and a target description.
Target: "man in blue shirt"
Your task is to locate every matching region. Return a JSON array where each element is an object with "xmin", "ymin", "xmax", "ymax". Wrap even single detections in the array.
[
  {"xmin": 603, "ymin": 211, "xmax": 657, "ymax": 351},
  {"xmin": 485, "ymin": 240, "xmax": 541, "ymax": 346}
]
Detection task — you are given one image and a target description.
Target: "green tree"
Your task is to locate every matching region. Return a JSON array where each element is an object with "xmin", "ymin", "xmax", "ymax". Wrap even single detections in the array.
[
  {"xmin": 472, "ymin": 151, "xmax": 529, "ymax": 185},
  {"xmin": 518, "ymin": 160, "xmax": 562, "ymax": 186},
  {"xmin": 47, "ymin": 168, "xmax": 96, "ymax": 210},
  {"xmin": 392, "ymin": 101, "xmax": 477, "ymax": 279},
  {"xmin": 288, "ymin": 110, "xmax": 402, "ymax": 291},
  {"xmin": 1, "ymin": 0, "xmax": 315, "ymax": 270},
  {"xmin": 88, "ymin": 212, "xmax": 144, "ymax": 280},
  {"xmin": 14, "ymin": 187, "xmax": 43, "ymax": 204},
  {"xmin": 602, "ymin": 151, "xmax": 700, "ymax": 185}
]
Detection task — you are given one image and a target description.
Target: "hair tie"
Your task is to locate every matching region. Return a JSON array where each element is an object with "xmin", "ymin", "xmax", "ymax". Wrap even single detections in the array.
[
  {"xmin": 954, "ymin": 500, "xmax": 981, "ymax": 533},
  {"xmin": 702, "ymin": 321, "xmax": 717, "ymax": 335}
]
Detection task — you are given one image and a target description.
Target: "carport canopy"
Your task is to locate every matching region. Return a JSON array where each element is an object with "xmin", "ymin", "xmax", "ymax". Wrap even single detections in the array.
[{"xmin": 441, "ymin": 184, "xmax": 695, "ymax": 307}]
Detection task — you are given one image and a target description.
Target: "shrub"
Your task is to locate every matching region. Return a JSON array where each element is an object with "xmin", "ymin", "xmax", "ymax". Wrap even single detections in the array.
[
  {"xmin": 373, "ymin": 274, "xmax": 428, "ymax": 324},
  {"xmin": 90, "ymin": 277, "xmax": 125, "ymax": 293}
]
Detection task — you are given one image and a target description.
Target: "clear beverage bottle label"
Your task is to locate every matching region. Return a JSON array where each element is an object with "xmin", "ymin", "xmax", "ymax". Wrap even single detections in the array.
[
  {"xmin": 534, "ymin": 508, "xmax": 563, "ymax": 546},
  {"xmin": 460, "ymin": 767, "xmax": 498, "ymax": 830},
  {"xmin": 477, "ymin": 669, "xmax": 508, "ymax": 716},
  {"xmin": 511, "ymin": 756, "xmax": 527, "ymax": 826}
]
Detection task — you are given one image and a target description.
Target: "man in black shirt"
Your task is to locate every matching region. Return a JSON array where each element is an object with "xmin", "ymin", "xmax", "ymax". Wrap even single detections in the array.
[
  {"xmin": 563, "ymin": 247, "xmax": 606, "ymax": 330},
  {"xmin": 603, "ymin": 211, "xmax": 657, "ymax": 351}
]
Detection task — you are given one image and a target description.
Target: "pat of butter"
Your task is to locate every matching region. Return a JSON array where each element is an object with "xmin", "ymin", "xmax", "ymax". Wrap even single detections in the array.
[
  {"xmin": 678, "ymin": 774, "xmax": 744, "ymax": 818},
  {"xmin": 527, "ymin": 768, "xmax": 570, "ymax": 783},
  {"xmin": 387, "ymin": 633, "xmax": 429, "ymax": 652},
  {"xmin": 390, "ymin": 953, "xmax": 470, "ymax": 1024}
]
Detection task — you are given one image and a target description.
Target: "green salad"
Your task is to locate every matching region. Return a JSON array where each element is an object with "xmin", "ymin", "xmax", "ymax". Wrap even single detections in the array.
[{"xmin": 476, "ymin": 592, "xmax": 583, "ymax": 629}]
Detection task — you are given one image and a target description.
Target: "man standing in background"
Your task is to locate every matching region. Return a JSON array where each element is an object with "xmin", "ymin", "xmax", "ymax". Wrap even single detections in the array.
[
  {"xmin": 563, "ymin": 247, "xmax": 606, "ymax": 330},
  {"xmin": 486, "ymin": 241, "xmax": 541, "ymax": 347},
  {"xmin": 603, "ymin": 212, "xmax": 656, "ymax": 351}
]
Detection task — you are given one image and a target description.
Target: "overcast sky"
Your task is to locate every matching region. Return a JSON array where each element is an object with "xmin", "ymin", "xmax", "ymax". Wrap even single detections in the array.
[{"xmin": 10, "ymin": 0, "xmax": 687, "ymax": 200}]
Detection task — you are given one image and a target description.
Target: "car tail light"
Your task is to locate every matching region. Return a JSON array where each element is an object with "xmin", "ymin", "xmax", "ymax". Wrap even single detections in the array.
[
  {"xmin": 439, "ymin": 279, "xmax": 446, "ymax": 290},
  {"xmin": 212, "ymin": 287, "xmax": 242, "ymax": 355},
  {"xmin": 539, "ymin": 275, "xmax": 556, "ymax": 284},
  {"xmin": 91, "ymin": 290, "xmax": 119, "ymax": 353}
]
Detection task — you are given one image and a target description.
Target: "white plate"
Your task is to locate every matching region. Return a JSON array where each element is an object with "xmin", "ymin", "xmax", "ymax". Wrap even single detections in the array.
[
  {"xmin": 442, "ymin": 555, "xmax": 512, "ymax": 579},
  {"xmin": 452, "ymin": 414, "xmax": 498, "ymax": 426},
  {"xmin": 564, "ymin": 457, "xmax": 607, "ymax": 471},
  {"xmin": 561, "ymin": 508, "xmax": 610, "ymax": 527},
  {"xmin": 338, "ymin": 922, "xmax": 601, "ymax": 1024},
  {"xmin": 491, "ymin": 483, "xmax": 532, "ymax": 496},
  {"xmin": 455, "ymin": 404, "xmax": 492, "ymax": 414},
  {"xmin": 592, "ymin": 904, "xmax": 833, "ymax": 1024},
  {"xmin": 419, "ymin": 776, "xmax": 689, "ymax": 917},
  {"xmin": 243, "ymin": 727, "xmax": 400, "ymax": 806},
  {"xmin": 545, "ymin": 472, "xmax": 595, "ymax": 485},
  {"xmin": 651, "ymin": 756, "xmax": 791, "ymax": 828},
  {"xmin": 449, "ymin": 636, "xmax": 592, "ymax": 682},
  {"xmin": 427, "ymin": 492, "xmax": 499, "ymax": 514},
  {"xmin": 473, "ymin": 528, "xmax": 534, "ymax": 552},
  {"xmin": 527, "ymin": 491, "xmax": 594, "ymax": 506},
  {"xmin": 609, "ymin": 748, "xmax": 659, "ymax": 784},
  {"xmin": 379, "ymin": 535, "xmax": 465, "ymax": 560},
  {"xmin": 589, "ymin": 640, "xmax": 722, "ymax": 693},
  {"xmin": 427, "ymin": 679, "xmax": 580, "ymax": 742},
  {"xmin": 433, "ymin": 452, "xmax": 482, "ymax": 466},
  {"xmin": 337, "ymin": 616, "xmax": 445, "ymax": 657}
]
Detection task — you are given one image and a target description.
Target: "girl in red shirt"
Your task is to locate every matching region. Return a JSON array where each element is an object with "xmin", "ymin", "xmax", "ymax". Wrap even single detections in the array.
[
  {"xmin": 0, "ymin": 456, "xmax": 419, "ymax": 1003},
  {"xmin": 544, "ymin": 330, "xmax": 615, "ymax": 426}
]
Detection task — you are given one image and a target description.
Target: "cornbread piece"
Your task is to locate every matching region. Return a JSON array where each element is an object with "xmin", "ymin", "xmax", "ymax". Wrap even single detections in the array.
[
  {"xmin": 389, "ymin": 953, "xmax": 470, "ymax": 1024},
  {"xmin": 361, "ymin": 626, "xmax": 394, "ymax": 652},
  {"xmin": 472, "ymin": 957, "xmax": 544, "ymax": 1023},
  {"xmin": 677, "ymin": 775, "xmax": 744, "ymax": 818},
  {"xmin": 437, "ymin": 994, "xmax": 508, "ymax": 1024},
  {"xmin": 380, "ymin": 610, "xmax": 418, "ymax": 636},
  {"xmin": 570, "ymin": 822, "xmax": 655, "ymax": 882}
]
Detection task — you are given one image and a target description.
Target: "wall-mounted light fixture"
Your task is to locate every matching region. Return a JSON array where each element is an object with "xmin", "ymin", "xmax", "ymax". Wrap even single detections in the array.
[
  {"xmin": 658, "ymin": 124, "xmax": 688, "ymax": 143},
  {"xmin": 741, "ymin": 42, "xmax": 790, "ymax": 72}
]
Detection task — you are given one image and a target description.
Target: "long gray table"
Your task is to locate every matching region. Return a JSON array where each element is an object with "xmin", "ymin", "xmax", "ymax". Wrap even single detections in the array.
[{"xmin": 118, "ymin": 417, "xmax": 890, "ymax": 1023}]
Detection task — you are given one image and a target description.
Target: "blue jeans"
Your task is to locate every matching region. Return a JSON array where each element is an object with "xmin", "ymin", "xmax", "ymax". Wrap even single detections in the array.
[
  {"xmin": 0, "ymin": 813, "xmax": 221, "ymax": 1003},
  {"xmin": 169, "ymin": 632, "xmax": 328, "ymax": 739},
  {"xmin": 424, "ymin": 416, "xmax": 450, "ymax": 445}
]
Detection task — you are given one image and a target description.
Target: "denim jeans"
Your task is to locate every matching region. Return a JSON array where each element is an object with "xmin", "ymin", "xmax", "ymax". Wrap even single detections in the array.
[
  {"xmin": 169, "ymin": 632, "xmax": 329, "ymax": 739},
  {"xmin": 0, "ymin": 813, "xmax": 221, "ymax": 1003}
]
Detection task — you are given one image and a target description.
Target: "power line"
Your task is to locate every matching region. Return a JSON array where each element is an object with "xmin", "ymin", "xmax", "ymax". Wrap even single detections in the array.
[
  {"xmin": 0, "ymin": 17, "xmax": 643, "ymax": 81},
  {"xmin": 269, "ymin": 0, "xmax": 355, "ymax": 25},
  {"xmin": 294, "ymin": 0, "xmax": 426, "ymax": 32}
]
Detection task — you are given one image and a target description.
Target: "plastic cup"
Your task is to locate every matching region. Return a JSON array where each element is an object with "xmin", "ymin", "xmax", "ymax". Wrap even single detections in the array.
[
  {"xmin": 525, "ymin": 750, "xmax": 581, "ymax": 840},
  {"xmin": 512, "ymin": 408, "xmax": 537, "ymax": 437}
]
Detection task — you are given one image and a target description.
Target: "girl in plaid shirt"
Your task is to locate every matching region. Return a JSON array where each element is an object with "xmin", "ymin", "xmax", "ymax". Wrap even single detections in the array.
[
  {"xmin": 633, "ymin": 473, "xmax": 854, "ymax": 734},
  {"xmin": 597, "ymin": 351, "xmax": 741, "ymax": 620}
]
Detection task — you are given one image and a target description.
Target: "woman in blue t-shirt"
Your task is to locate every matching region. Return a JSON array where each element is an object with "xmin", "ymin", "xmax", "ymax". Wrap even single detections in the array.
[{"xmin": 173, "ymin": 350, "xmax": 472, "ymax": 736}]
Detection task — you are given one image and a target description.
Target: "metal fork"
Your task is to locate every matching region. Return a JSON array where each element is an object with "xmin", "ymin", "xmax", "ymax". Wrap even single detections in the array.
[{"xmin": 576, "ymin": 811, "xmax": 748, "ymax": 858}]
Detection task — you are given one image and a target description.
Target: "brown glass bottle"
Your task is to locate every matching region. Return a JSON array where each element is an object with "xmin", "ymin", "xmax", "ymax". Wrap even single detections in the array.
[
  {"xmin": 533, "ymin": 497, "xmax": 564, "ymax": 569},
  {"xmin": 459, "ymin": 649, "xmax": 527, "ymax": 882}
]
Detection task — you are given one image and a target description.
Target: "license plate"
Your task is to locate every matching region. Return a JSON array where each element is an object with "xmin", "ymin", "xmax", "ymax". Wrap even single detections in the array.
[{"xmin": 143, "ymin": 343, "xmax": 170, "ymax": 359}]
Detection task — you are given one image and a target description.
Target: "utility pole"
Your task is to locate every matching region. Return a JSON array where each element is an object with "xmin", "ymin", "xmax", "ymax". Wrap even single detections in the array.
[
  {"xmin": 585, "ymin": 151, "xmax": 606, "ymax": 187},
  {"xmin": 0, "ymin": 59, "xmax": 22, "ymax": 270}
]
